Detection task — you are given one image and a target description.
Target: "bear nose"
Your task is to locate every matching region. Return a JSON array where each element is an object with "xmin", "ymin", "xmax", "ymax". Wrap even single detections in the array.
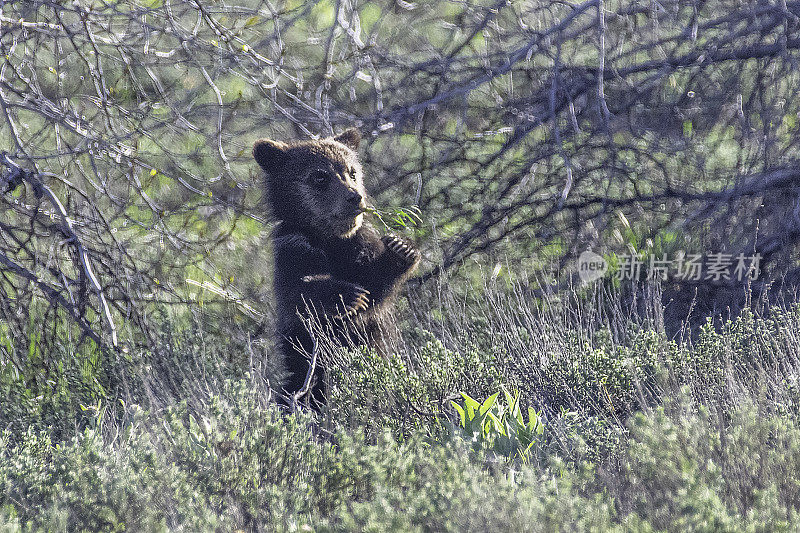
[{"xmin": 347, "ymin": 189, "xmax": 363, "ymax": 205}]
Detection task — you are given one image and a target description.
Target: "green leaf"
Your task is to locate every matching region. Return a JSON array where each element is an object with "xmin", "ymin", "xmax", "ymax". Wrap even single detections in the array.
[
  {"xmin": 486, "ymin": 412, "xmax": 503, "ymax": 435},
  {"xmin": 479, "ymin": 391, "xmax": 499, "ymax": 416},
  {"xmin": 461, "ymin": 392, "xmax": 480, "ymax": 420},
  {"xmin": 502, "ymin": 387, "xmax": 514, "ymax": 412},
  {"xmin": 529, "ymin": 407, "xmax": 544, "ymax": 435},
  {"xmin": 451, "ymin": 401, "xmax": 466, "ymax": 427}
]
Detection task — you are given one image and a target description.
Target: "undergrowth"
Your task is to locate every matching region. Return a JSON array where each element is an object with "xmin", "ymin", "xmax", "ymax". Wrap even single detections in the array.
[{"xmin": 2, "ymin": 280, "xmax": 800, "ymax": 531}]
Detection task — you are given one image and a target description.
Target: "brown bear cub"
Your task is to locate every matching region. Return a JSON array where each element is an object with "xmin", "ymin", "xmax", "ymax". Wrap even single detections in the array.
[{"xmin": 253, "ymin": 129, "xmax": 420, "ymax": 406}]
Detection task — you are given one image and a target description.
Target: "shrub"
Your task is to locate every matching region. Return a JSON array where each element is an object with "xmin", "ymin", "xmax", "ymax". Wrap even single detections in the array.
[
  {"xmin": 608, "ymin": 395, "xmax": 800, "ymax": 531},
  {"xmin": 326, "ymin": 332, "xmax": 503, "ymax": 438}
]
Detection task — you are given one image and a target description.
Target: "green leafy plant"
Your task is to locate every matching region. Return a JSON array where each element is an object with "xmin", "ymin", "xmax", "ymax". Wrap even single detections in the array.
[
  {"xmin": 451, "ymin": 388, "xmax": 544, "ymax": 462},
  {"xmin": 366, "ymin": 205, "xmax": 422, "ymax": 231}
]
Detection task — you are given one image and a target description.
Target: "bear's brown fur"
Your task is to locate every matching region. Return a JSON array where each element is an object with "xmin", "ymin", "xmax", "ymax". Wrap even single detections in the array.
[{"xmin": 253, "ymin": 129, "xmax": 420, "ymax": 406}]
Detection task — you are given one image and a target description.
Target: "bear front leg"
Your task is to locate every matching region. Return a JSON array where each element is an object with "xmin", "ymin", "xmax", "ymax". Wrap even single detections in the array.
[
  {"xmin": 299, "ymin": 274, "xmax": 371, "ymax": 321},
  {"xmin": 348, "ymin": 234, "xmax": 419, "ymax": 307}
]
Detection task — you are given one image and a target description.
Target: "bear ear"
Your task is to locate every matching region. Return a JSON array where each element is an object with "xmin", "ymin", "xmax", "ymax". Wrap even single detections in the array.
[
  {"xmin": 253, "ymin": 139, "xmax": 288, "ymax": 171},
  {"xmin": 333, "ymin": 128, "xmax": 360, "ymax": 151}
]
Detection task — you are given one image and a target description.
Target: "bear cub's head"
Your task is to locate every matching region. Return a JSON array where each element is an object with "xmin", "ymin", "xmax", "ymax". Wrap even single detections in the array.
[{"xmin": 253, "ymin": 129, "xmax": 367, "ymax": 239}]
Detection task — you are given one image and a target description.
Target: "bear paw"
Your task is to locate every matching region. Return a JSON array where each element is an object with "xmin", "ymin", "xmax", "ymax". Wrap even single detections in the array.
[
  {"xmin": 382, "ymin": 234, "xmax": 420, "ymax": 268},
  {"xmin": 333, "ymin": 284, "xmax": 371, "ymax": 321}
]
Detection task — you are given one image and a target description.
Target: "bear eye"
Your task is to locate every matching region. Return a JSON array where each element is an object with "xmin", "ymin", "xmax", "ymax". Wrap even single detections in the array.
[{"xmin": 310, "ymin": 170, "xmax": 331, "ymax": 187}]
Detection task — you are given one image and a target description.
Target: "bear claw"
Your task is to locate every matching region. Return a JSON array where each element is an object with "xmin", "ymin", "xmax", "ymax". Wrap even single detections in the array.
[
  {"xmin": 333, "ymin": 285, "xmax": 371, "ymax": 320},
  {"xmin": 382, "ymin": 234, "xmax": 420, "ymax": 265}
]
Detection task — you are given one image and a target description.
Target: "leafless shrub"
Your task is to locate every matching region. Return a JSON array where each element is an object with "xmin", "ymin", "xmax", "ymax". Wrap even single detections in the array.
[{"xmin": 1, "ymin": 0, "xmax": 799, "ymax": 364}]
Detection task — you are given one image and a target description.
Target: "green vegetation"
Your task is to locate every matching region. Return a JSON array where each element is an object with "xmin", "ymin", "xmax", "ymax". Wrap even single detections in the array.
[
  {"xmin": 2, "ymin": 282, "xmax": 800, "ymax": 531},
  {"xmin": 451, "ymin": 388, "xmax": 545, "ymax": 462}
]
